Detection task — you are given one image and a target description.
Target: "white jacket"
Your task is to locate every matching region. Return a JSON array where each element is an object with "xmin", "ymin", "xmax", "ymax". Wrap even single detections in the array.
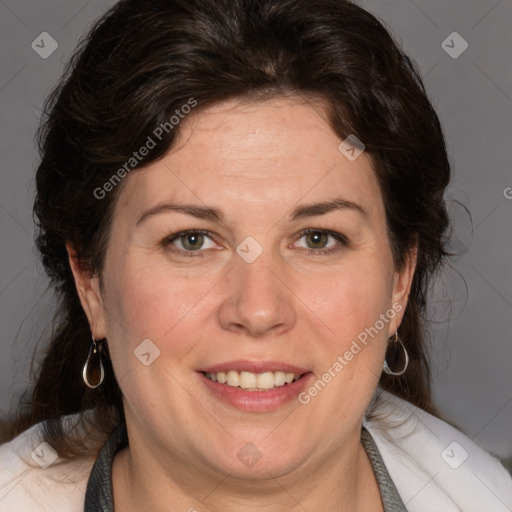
[{"xmin": 0, "ymin": 390, "xmax": 511, "ymax": 511}]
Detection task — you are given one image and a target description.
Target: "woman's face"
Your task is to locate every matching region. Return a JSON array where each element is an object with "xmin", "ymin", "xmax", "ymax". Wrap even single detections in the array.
[{"xmin": 73, "ymin": 97, "xmax": 414, "ymax": 480}]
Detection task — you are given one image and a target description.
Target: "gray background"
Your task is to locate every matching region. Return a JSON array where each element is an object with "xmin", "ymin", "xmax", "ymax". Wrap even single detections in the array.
[{"xmin": 1, "ymin": 0, "xmax": 511, "ymax": 459}]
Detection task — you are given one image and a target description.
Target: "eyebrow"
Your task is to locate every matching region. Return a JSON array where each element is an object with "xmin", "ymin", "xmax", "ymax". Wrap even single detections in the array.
[
  {"xmin": 136, "ymin": 203, "xmax": 224, "ymax": 225},
  {"xmin": 136, "ymin": 196, "xmax": 367, "ymax": 226},
  {"xmin": 290, "ymin": 197, "xmax": 368, "ymax": 220}
]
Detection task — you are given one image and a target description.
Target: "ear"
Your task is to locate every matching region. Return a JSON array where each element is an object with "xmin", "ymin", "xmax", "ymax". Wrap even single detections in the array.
[
  {"xmin": 66, "ymin": 243, "xmax": 107, "ymax": 339},
  {"xmin": 389, "ymin": 245, "xmax": 418, "ymax": 336}
]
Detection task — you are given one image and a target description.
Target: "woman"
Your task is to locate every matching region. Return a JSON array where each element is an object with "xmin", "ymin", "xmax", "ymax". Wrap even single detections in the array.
[{"xmin": 1, "ymin": 0, "xmax": 511, "ymax": 510}]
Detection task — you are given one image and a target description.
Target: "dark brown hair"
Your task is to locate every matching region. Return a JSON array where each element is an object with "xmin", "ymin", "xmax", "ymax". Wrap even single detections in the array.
[{"xmin": 1, "ymin": 0, "xmax": 450, "ymax": 458}]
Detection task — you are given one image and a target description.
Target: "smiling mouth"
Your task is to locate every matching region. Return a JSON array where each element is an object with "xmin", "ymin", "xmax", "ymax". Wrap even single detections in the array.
[{"xmin": 202, "ymin": 370, "xmax": 305, "ymax": 391}]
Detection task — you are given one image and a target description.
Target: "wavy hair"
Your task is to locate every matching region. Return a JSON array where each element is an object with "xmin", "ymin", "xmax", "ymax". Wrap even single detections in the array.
[{"xmin": 1, "ymin": 0, "xmax": 450, "ymax": 458}]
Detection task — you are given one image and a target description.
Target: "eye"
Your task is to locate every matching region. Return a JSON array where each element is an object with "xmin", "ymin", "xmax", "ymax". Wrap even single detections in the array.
[
  {"xmin": 293, "ymin": 229, "xmax": 348, "ymax": 255},
  {"xmin": 163, "ymin": 230, "xmax": 217, "ymax": 253}
]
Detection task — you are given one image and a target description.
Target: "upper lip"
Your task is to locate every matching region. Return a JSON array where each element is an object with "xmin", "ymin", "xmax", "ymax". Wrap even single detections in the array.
[{"xmin": 199, "ymin": 360, "xmax": 311, "ymax": 375}]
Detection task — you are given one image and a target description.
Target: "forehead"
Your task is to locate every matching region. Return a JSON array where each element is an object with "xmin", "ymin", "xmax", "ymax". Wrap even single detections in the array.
[
  {"xmin": 115, "ymin": 96, "xmax": 382, "ymax": 220},
  {"xmin": 171, "ymin": 97, "xmax": 362, "ymax": 177}
]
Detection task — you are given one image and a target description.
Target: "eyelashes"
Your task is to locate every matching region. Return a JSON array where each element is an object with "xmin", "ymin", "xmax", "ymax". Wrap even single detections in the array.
[
  {"xmin": 162, "ymin": 228, "xmax": 349, "ymax": 258},
  {"xmin": 164, "ymin": 230, "xmax": 215, "ymax": 253},
  {"xmin": 293, "ymin": 228, "xmax": 349, "ymax": 255}
]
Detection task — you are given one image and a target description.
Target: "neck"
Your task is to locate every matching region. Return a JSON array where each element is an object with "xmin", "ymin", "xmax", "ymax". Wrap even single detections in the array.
[{"xmin": 112, "ymin": 428, "xmax": 383, "ymax": 512}]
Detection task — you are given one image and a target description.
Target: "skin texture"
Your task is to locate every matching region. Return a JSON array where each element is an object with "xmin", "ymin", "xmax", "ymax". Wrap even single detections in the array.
[{"xmin": 68, "ymin": 97, "xmax": 416, "ymax": 511}]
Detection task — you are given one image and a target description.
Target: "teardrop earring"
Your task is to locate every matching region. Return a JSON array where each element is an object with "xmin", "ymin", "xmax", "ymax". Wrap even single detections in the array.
[
  {"xmin": 83, "ymin": 335, "xmax": 105, "ymax": 389},
  {"xmin": 383, "ymin": 330, "xmax": 409, "ymax": 376}
]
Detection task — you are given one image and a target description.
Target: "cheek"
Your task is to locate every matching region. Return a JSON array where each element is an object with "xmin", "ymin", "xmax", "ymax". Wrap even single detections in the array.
[
  {"xmin": 300, "ymin": 260, "xmax": 394, "ymax": 345},
  {"xmin": 100, "ymin": 257, "xmax": 214, "ymax": 424},
  {"xmin": 101, "ymin": 255, "xmax": 214, "ymax": 362}
]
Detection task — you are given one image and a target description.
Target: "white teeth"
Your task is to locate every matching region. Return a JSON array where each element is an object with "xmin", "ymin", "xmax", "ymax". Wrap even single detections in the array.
[
  {"xmin": 256, "ymin": 372, "xmax": 274, "ymax": 389},
  {"xmin": 240, "ymin": 371, "xmax": 257, "ymax": 389},
  {"xmin": 205, "ymin": 370, "xmax": 302, "ymax": 390},
  {"xmin": 227, "ymin": 370, "xmax": 240, "ymax": 387},
  {"xmin": 274, "ymin": 371, "xmax": 286, "ymax": 386}
]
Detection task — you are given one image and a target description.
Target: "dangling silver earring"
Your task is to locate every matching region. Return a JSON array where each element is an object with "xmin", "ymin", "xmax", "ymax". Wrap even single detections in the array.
[
  {"xmin": 383, "ymin": 330, "xmax": 409, "ymax": 376},
  {"xmin": 83, "ymin": 335, "xmax": 105, "ymax": 388}
]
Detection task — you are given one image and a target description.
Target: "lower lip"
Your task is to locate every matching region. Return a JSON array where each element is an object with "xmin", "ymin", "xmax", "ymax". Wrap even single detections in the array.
[{"xmin": 198, "ymin": 372, "xmax": 314, "ymax": 412}]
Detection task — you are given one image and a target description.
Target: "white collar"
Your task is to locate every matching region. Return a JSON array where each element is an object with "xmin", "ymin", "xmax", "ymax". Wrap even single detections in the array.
[{"xmin": 364, "ymin": 389, "xmax": 512, "ymax": 511}]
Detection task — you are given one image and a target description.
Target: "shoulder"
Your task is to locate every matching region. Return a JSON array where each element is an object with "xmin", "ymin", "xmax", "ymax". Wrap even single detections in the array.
[
  {"xmin": 364, "ymin": 389, "xmax": 512, "ymax": 512},
  {"xmin": 0, "ymin": 415, "xmax": 95, "ymax": 512}
]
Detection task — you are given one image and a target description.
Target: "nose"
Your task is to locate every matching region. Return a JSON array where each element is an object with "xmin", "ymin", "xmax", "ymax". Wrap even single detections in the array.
[{"xmin": 218, "ymin": 255, "xmax": 297, "ymax": 338}]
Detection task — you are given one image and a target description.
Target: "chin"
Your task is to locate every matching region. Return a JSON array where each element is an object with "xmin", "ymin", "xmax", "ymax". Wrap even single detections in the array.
[{"xmin": 202, "ymin": 436, "xmax": 310, "ymax": 480}]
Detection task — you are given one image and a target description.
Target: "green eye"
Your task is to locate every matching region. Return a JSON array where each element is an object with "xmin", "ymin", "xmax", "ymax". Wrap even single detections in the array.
[
  {"xmin": 180, "ymin": 232, "xmax": 205, "ymax": 250},
  {"xmin": 304, "ymin": 231, "xmax": 329, "ymax": 249},
  {"xmin": 164, "ymin": 230, "xmax": 216, "ymax": 253},
  {"xmin": 294, "ymin": 229, "xmax": 348, "ymax": 255}
]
